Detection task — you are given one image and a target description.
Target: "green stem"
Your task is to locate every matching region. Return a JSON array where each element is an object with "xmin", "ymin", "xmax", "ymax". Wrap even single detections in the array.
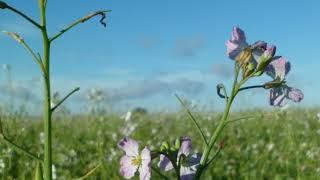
[
  {"xmin": 2, "ymin": 136, "xmax": 42, "ymax": 162},
  {"xmin": 51, "ymin": 87, "xmax": 80, "ymax": 112},
  {"xmin": 5, "ymin": 5, "xmax": 42, "ymax": 29},
  {"xmin": 75, "ymin": 164, "xmax": 101, "ymax": 180},
  {"xmin": 49, "ymin": 10, "xmax": 111, "ymax": 42},
  {"xmin": 175, "ymin": 94, "xmax": 208, "ymax": 146},
  {"xmin": 151, "ymin": 166, "xmax": 169, "ymax": 180},
  {"xmin": 39, "ymin": 2, "xmax": 52, "ymax": 179},
  {"xmin": 196, "ymin": 64, "xmax": 240, "ymax": 179}
]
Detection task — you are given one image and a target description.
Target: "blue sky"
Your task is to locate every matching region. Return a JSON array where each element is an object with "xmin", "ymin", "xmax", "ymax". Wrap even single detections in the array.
[{"xmin": 0, "ymin": 0, "xmax": 319, "ymax": 112}]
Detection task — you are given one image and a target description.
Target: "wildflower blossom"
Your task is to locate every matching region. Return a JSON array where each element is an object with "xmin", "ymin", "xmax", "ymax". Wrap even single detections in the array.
[
  {"xmin": 265, "ymin": 57, "xmax": 304, "ymax": 106},
  {"xmin": 158, "ymin": 137, "xmax": 201, "ymax": 180},
  {"xmin": 226, "ymin": 27, "xmax": 267, "ymax": 63},
  {"xmin": 118, "ymin": 137, "xmax": 151, "ymax": 180}
]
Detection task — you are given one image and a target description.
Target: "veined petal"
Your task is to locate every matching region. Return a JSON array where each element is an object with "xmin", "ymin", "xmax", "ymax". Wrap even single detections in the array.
[
  {"xmin": 251, "ymin": 40, "xmax": 267, "ymax": 50},
  {"xmin": 178, "ymin": 137, "xmax": 192, "ymax": 157},
  {"xmin": 120, "ymin": 155, "xmax": 138, "ymax": 179},
  {"xmin": 269, "ymin": 87, "xmax": 287, "ymax": 107},
  {"xmin": 158, "ymin": 154, "xmax": 174, "ymax": 171},
  {"xmin": 180, "ymin": 154, "xmax": 201, "ymax": 180},
  {"xmin": 231, "ymin": 26, "xmax": 246, "ymax": 42},
  {"xmin": 118, "ymin": 137, "xmax": 139, "ymax": 157},
  {"xmin": 139, "ymin": 147, "xmax": 151, "ymax": 180},
  {"xmin": 287, "ymin": 87, "xmax": 304, "ymax": 102},
  {"xmin": 226, "ymin": 27, "xmax": 249, "ymax": 60},
  {"xmin": 266, "ymin": 57, "xmax": 291, "ymax": 80}
]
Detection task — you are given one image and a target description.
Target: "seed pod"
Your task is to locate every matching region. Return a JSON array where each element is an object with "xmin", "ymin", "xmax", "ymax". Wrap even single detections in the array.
[{"xmin": 243, "ymin": 62, "xmax": 255, "ymax": 78}]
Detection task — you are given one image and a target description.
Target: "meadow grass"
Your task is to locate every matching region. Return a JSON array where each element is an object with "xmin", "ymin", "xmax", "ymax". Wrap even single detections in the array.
[{"xmin": 0, "ymin": 107, "xmax": 319, "ymax": 179}]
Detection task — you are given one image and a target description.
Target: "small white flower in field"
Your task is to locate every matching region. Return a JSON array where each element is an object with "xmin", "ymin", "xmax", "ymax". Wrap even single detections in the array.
[
  {"xmin": 52, "ymin": 164, "xmax": 57, "ymax": 179},
  {"xmin": 69, "ymin": 149, "xmax": 77, "ymax": 157},
  {"xmin": 151, "ymin": 128, "xmax": 157, "ymax": 135},
  {"xmin": 39, "ymin": 132, "xmax": 45, "ymax": 144},
  {"xmin": 266, "ymin": 143, "xmax": 274, "ymax": 151},
  {"xmin": 316, "ymin": 129, "xmax": 320, "ymax": 135},
  {"xmin": 316, "ymin": 168, "xmax": 320, "ymax": 173},
  {"xmin": 121, "ymin": 111, "xmax": 132, "ymax": 122},
  {"xmin": 252, "ymin": 144, "xmax": 258, "ymax": 149},
  {"xmin": 300, "ymin": 143, "xmax": 308, "ymax": 149},
  {"xmin": 21, "ymin": 127, "xmax": 25, "ymax": 132},
  {"xmin": 306, "ymin": 150, "xmax": 315, "ymax": 159},
  {"xmin": 107, "ymin": 149, "xmax": 117, "ymax": 162},
  {"xmin": 112, "ymin": 133, "xmax": 118, "ymax": 141},
  {"xmin": 0, "ymin": 159, "xmax": 5, "ymax": 169}
]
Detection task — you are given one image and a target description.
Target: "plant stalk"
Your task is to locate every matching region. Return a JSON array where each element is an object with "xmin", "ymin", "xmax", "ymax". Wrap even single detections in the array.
[
  {"xmin": 196, "ymin": 64, "xmax": 240, "ymax": 179},
  {"xmin": 39, "ymin": 1, "xmax": 52, "ymax": 179}
]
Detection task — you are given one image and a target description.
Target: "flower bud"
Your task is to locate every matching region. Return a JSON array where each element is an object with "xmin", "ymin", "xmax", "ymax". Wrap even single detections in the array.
[
  {"xmin": 256, "ymin": 45, "xmax": 276, "ymax": 72},
  {"xmin": 2, "ymin": 31, "xmax": 24, "ymax": 44},
  {"xmin": 160, "ymin": 141, "xmax": 170, "ymax": 152},
  {"xmin": 235, "ymin": 48, "xmax": 253, "ymax": 67},
  {"xmin": 0, "ymin": 1, "xmax": 7, "ymax": 9},
  {"xmin": 243, "ymin": 62, "xmax": 255, "ymax": 78},
  {"xmin": 263, "ymin": 45, "xmax": 276, "ymax": 60},
  {"xmin": 251, "ymin": 40, "xmax": 267, "ymax": 51},
  {"xmin": 174, "ymin": 138, "xmax": 181, "ymax": 150}
]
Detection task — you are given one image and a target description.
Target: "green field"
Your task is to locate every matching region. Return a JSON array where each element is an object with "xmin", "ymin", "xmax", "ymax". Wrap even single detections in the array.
[{"xmin": 0, "ymin": 107, "xmax": 319, "ymax": 179}]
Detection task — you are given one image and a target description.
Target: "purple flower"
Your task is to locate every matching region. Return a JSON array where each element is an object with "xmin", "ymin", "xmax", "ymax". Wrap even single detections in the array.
[
  {"xmin": 226, "ymin": 27, "xmax": 249, "ymax": 60},
  {"xmin": 158, "ymin": 137, "xmax": 201, "ymax": 180},
  {"xmin": 118, "ymin": 137, "xmax": 151, "ymax": 180},
  {"xmin": 226, "ymin": 27, "xmax": 268, "ymax": 65},
  {"xmin": 265, "ymin": 57, "xmax": 304, "ymax": 106}
]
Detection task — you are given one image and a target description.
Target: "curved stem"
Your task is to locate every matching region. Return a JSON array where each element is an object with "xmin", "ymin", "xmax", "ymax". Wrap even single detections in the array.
[
  {"xmin": 5, "ymin": 5, "xmax": 42, "ymax": 29},
  {"xmin": 50, "ymin": 10, "xmax": 111, "ymax": 42},
  {"xmin": 216, "ymin": 83, "xmax": 228, "ymax": 102},
  {"xmin": 175, "ymin": 94, "xmax": 208, "ymax": 146}
]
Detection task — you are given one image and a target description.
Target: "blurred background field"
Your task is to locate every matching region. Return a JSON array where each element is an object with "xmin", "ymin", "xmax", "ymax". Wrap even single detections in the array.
[{"xmin": 0, "ymin": 107, "xmax": 319, "ymax": 179}]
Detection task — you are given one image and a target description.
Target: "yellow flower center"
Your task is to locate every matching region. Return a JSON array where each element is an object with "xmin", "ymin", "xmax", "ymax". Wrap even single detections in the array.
[{"xmin": 131, "ymin": 155, "xmax": 142, "ymax": 166}]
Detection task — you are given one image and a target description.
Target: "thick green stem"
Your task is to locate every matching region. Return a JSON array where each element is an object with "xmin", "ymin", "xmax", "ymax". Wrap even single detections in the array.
[
  {"xmin": 39, "ymin": 2, "xmax": 52, "ymax": 179},
  {"xmin": 196, "ymin": 64, "xmax": 240, "ymax": 179}
]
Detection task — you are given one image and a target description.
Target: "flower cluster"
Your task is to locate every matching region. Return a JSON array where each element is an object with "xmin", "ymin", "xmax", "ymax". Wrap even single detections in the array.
[
  {"xmin": 226, "ymin": 26, "xmax": 303, "ymax": 106},
  {"xmin": 118, "ymin": 136, "xmax": 200, "ymax": 180},
  {"xmin": 117, "ymin": 26, "xmax": 304, "ymax": 180}
]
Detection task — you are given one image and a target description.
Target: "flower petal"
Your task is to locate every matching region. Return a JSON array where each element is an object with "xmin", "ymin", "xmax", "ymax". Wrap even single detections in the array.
[
  {"xmin": 180, "ymin": 153, "xmax": 201, "ymax": 180},
  {"xmin": 120, "ymin": 155, "xmax": 138, "ymax": 179},
  {"xmin": 251, "ymin": 40, "xmax": 267, "ymax": 50},
  {"xmin": 158, "ymin": 154, "xmax": 174, "ymax": 171},
  {"xmin": 118, "ymin": 137, "xmax": 139, "ymax": 157},
  {"xmin": 139, "ymin": 147, "xmax": 151, "ymax": 180},
  {"xmin": 266, "ymin": 57, "xmax": 291, "ymax": 80},
  {"xmin": 178, "ymin": 137, "xmax": 192, "ymax": 157},
  {"xmin": 287, "ymin": 87, "xmax": 304, "ymax": 102},
  {"xmin": 269, "ymin": 87, "xmax": 287, "ymax": 107},
  {"xmin": 226, "ymin": 27, "xmax": 249, "ymax": 60}
]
